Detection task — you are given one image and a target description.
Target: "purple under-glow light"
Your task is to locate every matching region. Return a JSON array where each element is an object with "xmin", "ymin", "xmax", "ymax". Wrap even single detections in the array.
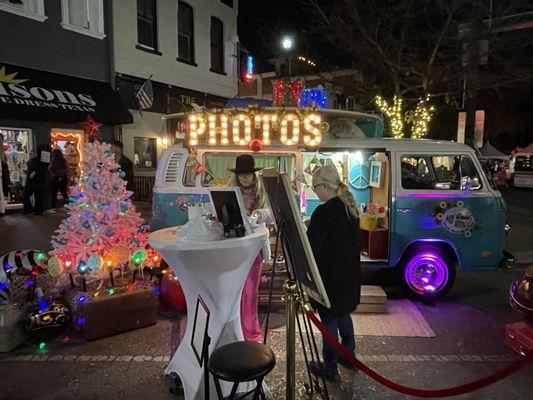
[{"xmin": 404, "ymin": 251, "xmax": 449, "ymax": 296}]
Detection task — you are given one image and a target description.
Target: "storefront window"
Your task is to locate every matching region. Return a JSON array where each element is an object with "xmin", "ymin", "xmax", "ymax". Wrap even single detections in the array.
[
  {"xmin": 1, "ymin": 127, "xmax": 31, "ymax": 203},
  {"xmin": 50, "ymin": 129, "xmax": 83, "ymax": 186},
  {"xmin": 134, "ymin": 137, "xmax": 157, "ymax": 169}
]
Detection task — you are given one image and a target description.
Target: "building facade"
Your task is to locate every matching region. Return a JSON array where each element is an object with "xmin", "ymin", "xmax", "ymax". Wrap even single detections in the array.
[
  {"xmin": 113, "ymin": 0, "xmax": 240, "ymax": 179},
  {"xmin": 0, "ymin": 0, "xmax": 132, "ymax": 154}
]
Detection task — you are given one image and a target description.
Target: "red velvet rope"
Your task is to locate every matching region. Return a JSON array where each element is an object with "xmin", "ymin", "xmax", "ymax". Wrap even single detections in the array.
[{"xmin": 306, "ymin": 310, "xmax": 533, "ymax": 398}]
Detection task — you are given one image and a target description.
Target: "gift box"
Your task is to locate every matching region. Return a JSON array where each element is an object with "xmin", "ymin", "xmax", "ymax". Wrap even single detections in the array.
[
  {"xmin": 0, "ymin": 305, "xmax": 27, "ymax": 352},
  {"xmin": 68, "ymin": 284, "xmax": 159, "ymax": 341}
]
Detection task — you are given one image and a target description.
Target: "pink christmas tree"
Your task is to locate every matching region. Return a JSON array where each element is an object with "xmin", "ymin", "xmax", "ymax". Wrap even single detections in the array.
[{"xmin": 48, "ymin": 141, "xmax": 154, "ymax": 286}]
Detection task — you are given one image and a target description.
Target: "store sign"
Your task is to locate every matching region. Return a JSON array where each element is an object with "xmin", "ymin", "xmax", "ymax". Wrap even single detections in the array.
[
  {"xmin": 188, "ymin": 111, "xmax": 323, "ymax": 148},
  {"xmin": 0, "ymin": 64, "xmax": 132, "ymax": 124},
  {"xmin": 0, "ymin": 66, "xmax": 96, "ymax": 112}
]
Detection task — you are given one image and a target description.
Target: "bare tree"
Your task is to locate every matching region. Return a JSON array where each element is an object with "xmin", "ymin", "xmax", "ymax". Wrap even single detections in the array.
[{"xmin": 299, "ymin": 0, "xmax": 533, "ymax": 106}]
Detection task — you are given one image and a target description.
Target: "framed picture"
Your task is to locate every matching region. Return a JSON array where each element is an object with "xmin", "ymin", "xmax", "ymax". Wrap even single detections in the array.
[
  {"xmin": 134, "ymin": 137, "xmax": 157, "ymax": 169},
  {"xmin": 370, "ymin": 160, "xmax": 382, "ymax": 188},
  {"xmin": 191, "ymin": 295, "xmax": 210, "ymax": 367}
]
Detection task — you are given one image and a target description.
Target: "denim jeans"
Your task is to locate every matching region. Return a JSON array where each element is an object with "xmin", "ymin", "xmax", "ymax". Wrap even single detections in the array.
[{"xmin": 317, "ymin": 309, "xmax": 356, "ymax": 370}]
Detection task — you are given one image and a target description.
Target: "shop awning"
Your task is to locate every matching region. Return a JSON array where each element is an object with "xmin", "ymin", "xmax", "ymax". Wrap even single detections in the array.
[{"xmin": 0, "ymin": 63, "xmax": 133, "ymax": 125}]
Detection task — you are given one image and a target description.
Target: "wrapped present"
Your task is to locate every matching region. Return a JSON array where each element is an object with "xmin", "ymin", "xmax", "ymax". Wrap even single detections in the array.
[
  {"xmin": 0, "ymin": 305, "xmax": 27, "ymax": 352},
  {"xmin": 67, "ymin": 283, "xmax": 159, "ymax": 341}
]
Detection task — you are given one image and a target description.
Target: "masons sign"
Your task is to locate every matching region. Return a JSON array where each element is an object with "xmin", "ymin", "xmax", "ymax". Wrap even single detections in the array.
[{"xmin": 0, "ymin": 64, "xmax": 132, "ymax": 124}]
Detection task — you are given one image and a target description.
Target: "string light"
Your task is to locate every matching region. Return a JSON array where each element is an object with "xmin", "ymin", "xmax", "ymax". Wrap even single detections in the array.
[
  {"xmin": 299, "ymin": 88, "xmax": 327, "ymax": 109},
  {"xmin": 188, "ymin": 114, "xmax": 206, "ymax": 146},
  {"xmin": 297, "ymin": 56, "xmax": 316, "ymax": 67},
  {"xmin": 375, "ymin": 95, "xmax": 404, "ymax": 138},
  {"xmin": 303, "ymin": 113, "xmax": 322, "ymax": 147},
  {"xmin": 272, "ymin": 79, "xmax": 303, "ymax": 107},
  {"xmin": 409, "ymin": 93, "xmax": 435, "ymax": 139}
]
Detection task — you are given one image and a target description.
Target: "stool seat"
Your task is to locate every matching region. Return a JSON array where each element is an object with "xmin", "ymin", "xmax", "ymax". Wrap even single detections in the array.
[{"xmin": 208, "ymin": 341, "xmax": 276, "ymax": 382}]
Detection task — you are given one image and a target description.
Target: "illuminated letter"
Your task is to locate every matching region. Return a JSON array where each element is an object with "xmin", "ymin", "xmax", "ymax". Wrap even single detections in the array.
[
  {"xmin": 208, "ymin": 114, "xmax": 217, "ymax": 145},
  {"xmin": 232, "ymin": 114, "xmax": 252, "ymax": 145},
  {"xmin": 303, "ymin": 113, "xmax": 322, "ymax": 147},
  {"xmin": 220, "ymin": 114, "xmax": 229, "ymax": 145},
  {"xmin": 189, "ymin": 114, "xmax": 206, "ymax": 146},
  {"xmin": 280, "ymin": 113, "xmax": 299, "ymax": 146}
]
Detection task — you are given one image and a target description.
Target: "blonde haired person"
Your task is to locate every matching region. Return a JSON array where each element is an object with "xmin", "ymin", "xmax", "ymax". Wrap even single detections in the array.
[
  {"xmin": 307, "ymin": 164, "xmax": 361, "ymax": 382},
  {"xmin": 228, "ymin": 154, "xmax": 272, "ymax": 342}
]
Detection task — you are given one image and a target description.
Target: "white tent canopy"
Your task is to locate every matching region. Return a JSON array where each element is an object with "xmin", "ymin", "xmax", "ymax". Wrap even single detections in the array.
[
  {"xmin": 479, "ymin": 141, "xmax": 509, "ymax": 160},
  {"xmin": 515, "ymin": 142, "xmax": 533, "ymax": 156}
]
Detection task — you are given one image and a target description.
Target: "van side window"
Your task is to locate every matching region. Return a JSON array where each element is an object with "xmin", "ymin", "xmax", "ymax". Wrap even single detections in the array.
[
  {"xmin": 401, "ymin": 156, "xmax": 432, "ymax": 189},
  {"xmin": 183, "ymin": 155, "xmax": 197, "ymax": 187},
  {"xmin": 401, "ymin": 155, "xmax": 482, "ymax": 190}
]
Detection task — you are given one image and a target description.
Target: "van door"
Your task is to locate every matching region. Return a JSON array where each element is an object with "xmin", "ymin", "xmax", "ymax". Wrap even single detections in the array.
[{"xmin": 392, "ymin": 152, "xmax": 505, "ymax": 271}]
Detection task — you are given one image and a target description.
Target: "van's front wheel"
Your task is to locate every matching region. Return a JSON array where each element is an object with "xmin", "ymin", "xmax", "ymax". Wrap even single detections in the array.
[{"xmin": 402, "ymin": 245, "xmax": 456, "ymax": 301}]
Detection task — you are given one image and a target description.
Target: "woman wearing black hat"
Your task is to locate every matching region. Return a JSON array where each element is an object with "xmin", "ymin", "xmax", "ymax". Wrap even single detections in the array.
[{"xmin": 228, "ymin": 154, "xmax": 272, "ymax": 342}]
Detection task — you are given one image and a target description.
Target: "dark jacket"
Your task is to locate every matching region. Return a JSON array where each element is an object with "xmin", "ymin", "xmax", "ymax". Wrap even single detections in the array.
[
  {"xmin": 118, "ymin": 155, "xmax": 135, "ymax": 193},
  {"xmin": 26, "ymin": 158, "xmax": 49, "ymax": 189},
  {"xmin": 307, "ymin": 196, "xmax": 361, "ymax": 316}
]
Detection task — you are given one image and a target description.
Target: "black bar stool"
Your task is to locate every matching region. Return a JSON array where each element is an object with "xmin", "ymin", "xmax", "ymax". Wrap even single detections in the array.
[{"xmin": 208, "ymin": 341, "xmax": 276, "ymax": 400}]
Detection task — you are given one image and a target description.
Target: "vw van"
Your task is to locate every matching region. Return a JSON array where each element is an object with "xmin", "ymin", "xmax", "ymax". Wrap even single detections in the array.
[{"xmin": 152, "ymin": 108, "xmax": 509, "ymax": 300}]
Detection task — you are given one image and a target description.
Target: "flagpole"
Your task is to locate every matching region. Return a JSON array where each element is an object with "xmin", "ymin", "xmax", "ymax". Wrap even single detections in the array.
[{"xmin": 135, "ymin": 73, "xmax": 153, "ymax": 98}]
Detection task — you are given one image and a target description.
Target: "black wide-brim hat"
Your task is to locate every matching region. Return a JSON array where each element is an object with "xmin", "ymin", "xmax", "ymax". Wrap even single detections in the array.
[{"xmin": 229, "ymin": 154, "xmax": 263, "ymax": 173}]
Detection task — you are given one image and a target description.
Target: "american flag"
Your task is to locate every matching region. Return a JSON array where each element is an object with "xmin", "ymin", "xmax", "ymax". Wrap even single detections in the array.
[{"xmin": 135, "ymin": 78, "xmax": 153, "ymax": 111}]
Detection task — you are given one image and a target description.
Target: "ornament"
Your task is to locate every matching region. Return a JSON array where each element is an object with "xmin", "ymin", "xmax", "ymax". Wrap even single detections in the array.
[
  {"xmin": 131, "ymin": 249, "xmax": 147, "ymax": 267},
  {"xmin": 119, "ymin": 170, "xmax": 126, "ymax": 179},
  {"xmin": 113, "ymin": 184, "xmax": 119, "ymax": 191},
  {"xmin": 120, "ymin": 204, "xmax": 128, "ymax": 213},
  {"xmin": 59, "ymin": 238, "xmax": 68, "ymax": 245},
  {"xmin": 79, "ymin": 115, "xmax": 102, "ymax": 140},
  {"xmin": 86, "ymin": 255, "xmax": 103, "ymax": 272},
  {"xmin": 82, "ymin": 221, "xmax": 91, "ymax": 229},
  {"xmin": 105, "ymin": 229, "xmax": 114, "ymax": 237},
  {"xmin": 131, "ymin": 237, "xmax": 139, "ymax": 245},
  {"xmin": 104, "ymin": 151, "xmax": 113, "ymax": 158},
  {"xmin": 106, "ymin": 246, "xmax": 130, "ymax": 265},
  {"xmin": 137, "ymin": 226, "xmax": 145, "ymax": 233},
  {"xmin": 86, "ymin": 237, "xmax": 94, "ymax": 244},
  {"xmin": 24, "ymin": 302, "xmax": 71, "ymax": 342},
  {"xmin": 97, "ymin": 162, "xmax": 104, "ymax": 169},
  {"xmin": 46, "ymin": 257, "xmax": 62, "ymax": 277},
  {"xmin": 92, "ymin": 182, "xmax": 98, "ymax": 189},
  {"xmin": 77, "ymin": 261, "xmax": 89, "ymax": 274},
  {"xmin": 249, "ymin": 138, "xmax": 263, "ymax": 152},
  {"xmin": 160, "ymin": 270, "xmax": 186, "ymax": 311},
  {"xmin": 98, "ymin": 203, "xmax": 105, "ymax": 210}
]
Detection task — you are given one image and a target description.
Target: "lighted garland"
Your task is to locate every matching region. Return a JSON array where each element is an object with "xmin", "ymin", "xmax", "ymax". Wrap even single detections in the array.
[
  {"xmin": 375, "ymin": 95, "xmax": 404, "ymax": 138},
  {"xmin": 273, "ymin": 79, "xmax": 304, "ymax": 107}
]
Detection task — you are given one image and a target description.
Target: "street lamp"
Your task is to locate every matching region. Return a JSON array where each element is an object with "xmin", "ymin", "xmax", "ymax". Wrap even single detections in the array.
[
  {"xmin": 281, "ymin": 36, "xmax": 294, "ymax": 51},
  {"xmin": 280, "ymin": 36, "xmax": 294, "ymax": 78}
]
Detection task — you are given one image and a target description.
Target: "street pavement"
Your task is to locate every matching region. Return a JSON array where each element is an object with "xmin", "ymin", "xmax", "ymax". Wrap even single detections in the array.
[{"xmin": 0, "ymin": 191, "xmax": 532, "ymax": 399}]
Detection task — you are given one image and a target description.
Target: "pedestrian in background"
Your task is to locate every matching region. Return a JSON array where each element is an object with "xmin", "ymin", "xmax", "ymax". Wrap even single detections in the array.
[
  {"xmin": 0, "ymin": 135, "xmax": 11, "ymax": 201},
  {"xmin": 49, "ymin": 149, "xmax": 69, "ymax": 210},
  {"xmin": 307, "ymin": 164, "xmax": 361, "ymax": 383},
  {"xmin": 23, "ymin": 145, "xmax": 49, "ymax": 215},
  {"xmin": 110, "ymin": 140, "xmax": 135, "ymax": 194}
]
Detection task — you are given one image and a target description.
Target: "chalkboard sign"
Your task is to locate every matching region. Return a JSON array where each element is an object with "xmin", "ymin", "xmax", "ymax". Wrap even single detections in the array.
[{"xmin": 260, "ymin": 169, "xmax": 330, "ymax": 308}]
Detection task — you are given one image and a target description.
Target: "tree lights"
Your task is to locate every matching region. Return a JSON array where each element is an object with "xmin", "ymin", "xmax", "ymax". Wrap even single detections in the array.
[
  {"xmin": 375, "ymin": 95, "xmax": 404, "ymax": 139},
  {"xmin": 376, "ymin": 94, "xmax": 435, "ymax": 139}
]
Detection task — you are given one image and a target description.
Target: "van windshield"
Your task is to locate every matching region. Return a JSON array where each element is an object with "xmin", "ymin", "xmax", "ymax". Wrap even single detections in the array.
[{"xmin": 200, "ymin": 153, "xmax": 296, "ymax": 186}]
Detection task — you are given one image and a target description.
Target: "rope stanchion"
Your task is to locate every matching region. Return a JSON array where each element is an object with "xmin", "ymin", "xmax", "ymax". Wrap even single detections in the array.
[{"xmin": 306, "ymin": 310, "xmax": 533, "ymax": 398}]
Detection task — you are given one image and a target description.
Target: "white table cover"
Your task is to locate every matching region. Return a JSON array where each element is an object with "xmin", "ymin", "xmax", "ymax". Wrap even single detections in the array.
[{"xmin": 149, "ymin": 226, "xmax": 269, "ymax": 400}]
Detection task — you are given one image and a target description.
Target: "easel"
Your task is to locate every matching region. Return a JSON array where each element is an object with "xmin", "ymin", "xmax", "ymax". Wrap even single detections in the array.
[{"xmin": 262, "ymin": 216, "xmax": 330, "ymax": 400}]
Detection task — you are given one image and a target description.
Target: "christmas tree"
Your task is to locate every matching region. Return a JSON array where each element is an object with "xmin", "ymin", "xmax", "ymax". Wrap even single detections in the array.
[{"xmin": 48, "ymin": 141, "xmax": 156, "ymax": 287}]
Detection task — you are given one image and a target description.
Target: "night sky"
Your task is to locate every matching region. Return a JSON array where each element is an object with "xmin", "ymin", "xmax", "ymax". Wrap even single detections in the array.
[{"xmin": 238, "ymin": 0, "xmax": 301, "ymax": 71}]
